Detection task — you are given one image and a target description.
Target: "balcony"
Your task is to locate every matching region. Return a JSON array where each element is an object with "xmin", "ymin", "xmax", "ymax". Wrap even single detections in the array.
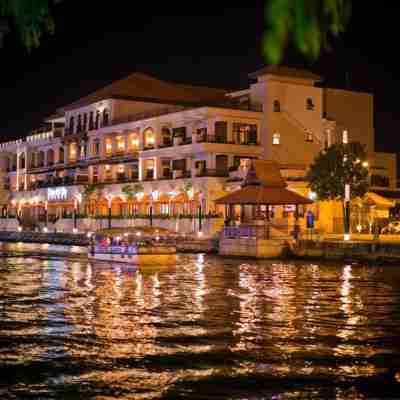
[
  {"xmin": 173, "ymin": 170, "xmax": 191, "ymax": 179},
  {"xmin": 196, "ymin": 168, "xmax": 229, "ymax": 178},
  {"xmin": 143, "ymin": 144, "xmax": 155, "ymax": 151},
  {"xmin": 196, "ymin": 134, "xmax": 259, "ymax": 146},
  {"xmin": 143, "ymin": 170, "xmax": 154, "ymax": 181},
  {"xmin": 159, "ymin": 171, "xmax": 173, "ymax": 180}
]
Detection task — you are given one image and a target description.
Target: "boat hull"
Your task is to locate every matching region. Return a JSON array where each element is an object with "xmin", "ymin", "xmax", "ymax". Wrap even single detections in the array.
[{"xmin": 88, "ymin": 252, "xmax": 177, "ymax": 265}]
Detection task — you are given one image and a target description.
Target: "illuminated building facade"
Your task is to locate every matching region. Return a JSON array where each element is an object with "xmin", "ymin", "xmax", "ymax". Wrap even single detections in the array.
[{"xmin": 0, "ymin": 68, "xmax": 396, "ymax": 234}]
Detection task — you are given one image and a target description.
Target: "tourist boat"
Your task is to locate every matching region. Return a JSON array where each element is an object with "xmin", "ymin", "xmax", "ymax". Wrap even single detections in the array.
[{"xmin": 88, "ymin": 227, "xmax": 177, "ymax": 265}]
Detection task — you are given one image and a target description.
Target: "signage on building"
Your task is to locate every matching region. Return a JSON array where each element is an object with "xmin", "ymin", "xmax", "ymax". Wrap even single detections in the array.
[{"xmin": 48, "ymin": 187, "xmax": 68, "ymax": 201}]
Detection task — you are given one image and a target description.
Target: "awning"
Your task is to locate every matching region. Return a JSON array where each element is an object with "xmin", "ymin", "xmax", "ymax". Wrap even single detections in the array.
[{"xmin": 353, "ymin": 192, "xmax": 395, "ymax": 208}]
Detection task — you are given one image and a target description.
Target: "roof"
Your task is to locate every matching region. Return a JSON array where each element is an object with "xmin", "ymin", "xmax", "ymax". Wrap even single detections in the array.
[
  {"xmin": 371, "ymin": 190, "xmax": 400, "ymax": 201},
  {"xmin": 249, "ymin": 66, "xmax": 322, "ymax": 82},
  {"xmin": 59, "ymin": 72, "xmax": 231, "ymax": 112},
  {"xmin": 254, "ymin": 160, "xmax": 286, "ymax": 188},
  {"xmin": 215, "ymin": 185, "xmax": 313, "ymax": 206}
]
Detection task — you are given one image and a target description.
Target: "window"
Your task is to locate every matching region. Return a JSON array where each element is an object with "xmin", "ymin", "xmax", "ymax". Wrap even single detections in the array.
[
  {"xmin": 95, "ymin": 110, "xmax": 100, "ymax": 129},
  {"xmin": 69, "ymin": 116, "xmax": 74, "ymax": 133},
  {"xmin": 59, "ymin": 146, "xmax": 64, "ymax": 163},
  {"xmin": 272, "ymin": 132, "xmax": 280, "ymax": 145},
  {"xmin": 273, "ymin": 100, "xmax": 281, "ymax": 112},
  {"xmin": 77, "ymin": 114, "xmax": 82, "ymax": 132},
  {"xmin": 215, "ymin": 121, "xmax": 227, "ymax": 143},
  {"xmin": 19, "ymin": 153, "xmax": 25, "ymax": 169},
  {"xmin": 306, "ymin": 98, "xmax": 314, "ymax": 110},
  {"xmin": 89, "ymin": 111, "xmax": 94, "ymax": 130},
  {"xmin": 116, "ymin": 136, "xmax": 125, "ymax": 153},
  {"xmin": 143, "ymin": 128, "xmax": 155, "ymax": 149},
  {"xmin": 102, "ymin": 109, "xmax": 110, "ymax": 126},
  {"xmin": 306, "ymin": 131, "xmax": 314, "ymax": 142},
  {"xmin": 83, "ymin": 113, "xmax": 87, "ymax": 131},
  {"xmin": 93, "ymin": 139, "xmax": 100, "ymax": 157},
  {"xmin": 232, "ymin": 123, "xmax": 258, "ymax": 144}
]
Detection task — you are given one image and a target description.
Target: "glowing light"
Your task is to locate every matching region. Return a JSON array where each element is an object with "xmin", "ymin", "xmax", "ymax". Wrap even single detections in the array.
[
  {"xmin": 155, "ymin": 236, "xmax": 160, "ymax": 241},
  {"xmin": 151, "ymin": 190, "xmax": 159, "ymax": 201},
  {"xmin": 198, "ymin": 231, "xmax": 203, "ymax": 238},
  {"xmin": 309, "ymin": 191, "xmax": 317, "ymax": 200},
  {"xmin": 362, "ymin": 161, "xmax": 369, "ymax": 168},
  {"xmin": 136, "ymin": 192, "xmax": 144, "ymax": 201},
  {"xmin": 123, "ymin": 232, "xmax": 129, "ymax": 237},
  {"xmin": 344, "ymin": 233, "xmax": 350, "ymax": 241},
  {"xmin": 87, "ymin": 232, "xmax": 92, "ymax": 238},
  {"xmin": 342, "ymin": 130, "xmax": 348, "ymax": 144},
  {"xmin": 43, "ymin": 227, "xmax": 48, "ymax": 233},
  {"xmin": 17, "ymin": 226, "xmax": 22, "ymax": 232},
  {"xmin": 105, "ymin": 164, "xmax": 111, "ymax": 171},
  {"xmin": 136, "ymin": 231, "xmax": 141, "ymax": 237},
  {"xmin": 356, "ymin": 224, "xmax": 362, "ymax": 233},
  {"xmin": 48, "ymin": 187, "xmax": 68, "ymax": 201},
  {"xmin": 115, "ymin": 236, "xmax": 121, "ymax": 241},
  {"xmin": 73, "ymin": 228, "xmax": 78, "ymax": 234}
]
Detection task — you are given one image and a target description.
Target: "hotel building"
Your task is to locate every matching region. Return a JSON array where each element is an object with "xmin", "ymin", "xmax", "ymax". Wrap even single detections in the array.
[{"xmin": 0, "ymin": 67, "xmax": 396, "ymax": 234}]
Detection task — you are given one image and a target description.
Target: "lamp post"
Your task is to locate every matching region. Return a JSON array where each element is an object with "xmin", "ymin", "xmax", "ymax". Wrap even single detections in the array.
[
  {"xmin": 149, "ymin": 193, "xmax": 153, "ymax": 227},
  {"xmin": 342, "ymin": 130, "xmax": 350, "ymax": 241},
  {"xmin": 44, "ymin": 200, "xmax": 48, "ymax": 231},
  {"xmin": 106, "ymin": 194, "xmax": 113, "ymax": 229},
  {"xmin": 198, "ymin": 191, "xmax": 204, "ymax": 233}
]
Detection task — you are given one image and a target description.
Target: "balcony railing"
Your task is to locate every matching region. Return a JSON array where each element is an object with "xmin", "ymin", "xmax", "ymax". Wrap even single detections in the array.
[
  {"xmin": 196, "ymin": 168, "xmax": 229, "ymax": 178},
  {"xmin": 196, "ymin": 134, "xmax": 259, "ymax": 146}
]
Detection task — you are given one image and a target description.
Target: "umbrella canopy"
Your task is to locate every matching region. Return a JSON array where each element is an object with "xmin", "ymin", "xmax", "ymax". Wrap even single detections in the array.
[{"xmin": 215, "ymin": 185, "xmax": 313, "ymax": 206}]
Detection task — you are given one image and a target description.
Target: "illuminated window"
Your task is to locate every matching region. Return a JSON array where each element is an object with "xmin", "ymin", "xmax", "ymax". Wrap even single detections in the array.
[
  {"xmin": 105, "ymin": 138, "xmax": 113, "ymax": 155},
  {"xmin": 272, "ymin": 133, "xmax": 280, "ymax": 145},
  {"xmin": 273, "ymin": 100, "xmax": 280, "ymax": 112},
  {"xmin": 144, "ymin": 128, "xmax": 155, "ymax": 149},
  {"xmin": 116, "ymin": 136, "xmax": 125, "ymax": 152}
]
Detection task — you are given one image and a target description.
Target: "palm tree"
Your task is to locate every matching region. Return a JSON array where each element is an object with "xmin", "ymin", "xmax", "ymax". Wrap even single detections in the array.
[
  {"xmin": 122, "ymin": 183, "xmax": 144, "ymax": 225},
  {"xmin": 83, "ymin": 183, "xmax": 105, "ymax": 218}
]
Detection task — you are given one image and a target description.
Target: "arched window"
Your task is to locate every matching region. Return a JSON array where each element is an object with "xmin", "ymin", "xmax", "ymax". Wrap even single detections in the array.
[
  {"xmin": 19, "ymin": 153, "xmax": 25, "ymax": 169},
  {"xmin": 161, "ymin": 127, "xmax": 172, "ymax": 147},
  {"xmin": 59, "ymin": 146, "xmax": 64, "ymax": 163},
  {"xmin": 102, "ymin": 109, "xmax": 110, "ymax": 127},
  {"xmin": 69, "ymin": 116, "xmax": 75, "ymax": 134},
  {"xmin": 77, "ymin": 114, "xmax": 82, "ymax": 132},
  {"xmin": 273, "ymin": 100, "xmax": 281, "ymax": 112},
  {"xmin": 47, "ymin": 149, "xmax": 54, "ymax": 166},
  {"xmin": 143, "ymin": 128, "xmax": 155, "ymax": 149},
  {"xmin": 89, "ymin": 111, "xmax": 94, "ymax": 130},
  {"xmin": 306, "ymin": 98, "xmax": 314, "ymax": 110},
  {"xmin": 128, "ymin": 131, "xmax": 140, "ymax": 151}
]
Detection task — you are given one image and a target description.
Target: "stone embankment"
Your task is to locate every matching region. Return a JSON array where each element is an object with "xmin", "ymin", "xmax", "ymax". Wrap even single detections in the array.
[
  {"xmin": 293, "ymin": 239, "xmax": 400, "ymax": 263},
  {"xmin": 0, "ymin": 231, "xmax": 217, "ymax": 254}
]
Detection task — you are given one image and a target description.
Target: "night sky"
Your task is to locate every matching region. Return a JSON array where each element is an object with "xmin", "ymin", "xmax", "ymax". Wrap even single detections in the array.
[{"xmin": 0, "ymin": 2, "xmax": 399, "ymax": 158}]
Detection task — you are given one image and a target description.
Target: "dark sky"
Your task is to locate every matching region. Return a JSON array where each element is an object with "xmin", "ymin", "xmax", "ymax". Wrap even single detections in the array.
[{"xmin": 0, "ymin": 1, "xmax": 399, "ymax": 156}]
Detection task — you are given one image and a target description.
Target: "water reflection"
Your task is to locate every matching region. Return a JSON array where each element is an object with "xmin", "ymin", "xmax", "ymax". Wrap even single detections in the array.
[{"xmin": 0, "ymin": 249, "xmax": 400, "ymax": 399}]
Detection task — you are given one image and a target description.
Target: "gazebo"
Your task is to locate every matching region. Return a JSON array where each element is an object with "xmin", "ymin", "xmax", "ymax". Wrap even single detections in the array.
[{"xmin": 216, "ymin": 161, "xmax": 313, "ymax": 240}]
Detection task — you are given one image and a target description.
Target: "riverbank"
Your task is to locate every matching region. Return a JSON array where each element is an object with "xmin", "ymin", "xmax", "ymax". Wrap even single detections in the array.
[
  {"xmin": 0, "ymin": 231, "xmax": 217, "ymax": 254},
  {"xmin": 293, "ymin": 239, "xmax": 400, "ymax": 263}
]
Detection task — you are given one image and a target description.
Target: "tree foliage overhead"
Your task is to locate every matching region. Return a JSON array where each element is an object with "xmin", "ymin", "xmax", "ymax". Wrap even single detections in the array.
[
  {"xmin": 264, "ymin": 0, "xmax": 352, "ymax": 64},
  {"xmin": 0, "ymin": 0, "xmax": 55, "ymax": 50},
  {"xmin": 306, "ymin": 142, "xmax": 369, "ymax": 202}
]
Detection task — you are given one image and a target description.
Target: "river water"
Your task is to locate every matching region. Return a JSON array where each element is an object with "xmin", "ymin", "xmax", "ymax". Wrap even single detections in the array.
[{"xmin": 1, "ymin": 244, "xmax": 400, "ymax": 399}]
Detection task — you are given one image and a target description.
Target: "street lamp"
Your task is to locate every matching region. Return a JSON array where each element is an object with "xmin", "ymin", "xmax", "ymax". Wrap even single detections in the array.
[{"xmin": 343, "ymin": 130, "xmax": 350, "ymax": 241}]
